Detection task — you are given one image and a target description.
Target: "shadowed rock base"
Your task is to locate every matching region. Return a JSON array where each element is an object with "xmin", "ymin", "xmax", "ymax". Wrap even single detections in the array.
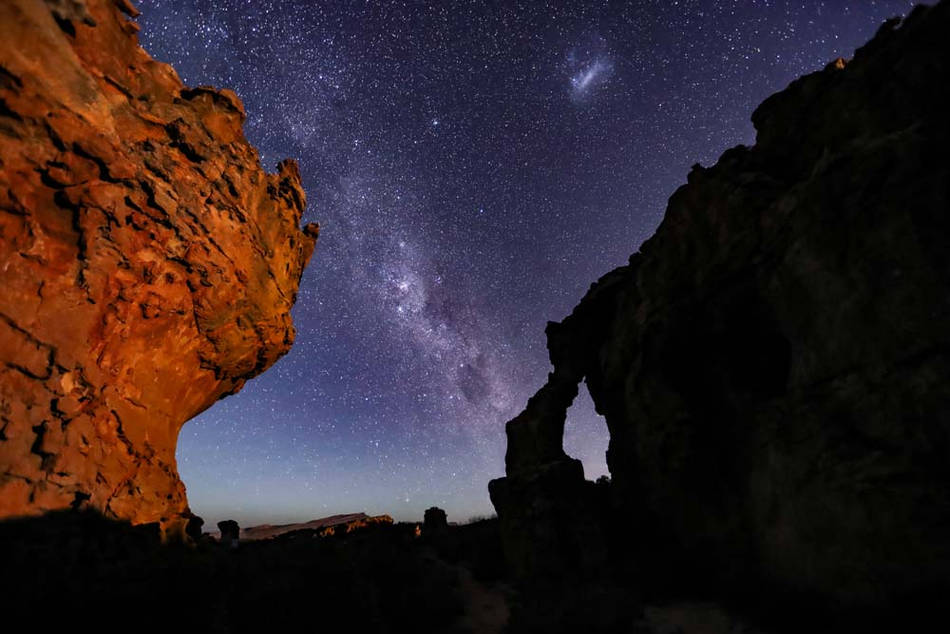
[
  {"xmin": 0, "ymin": 510, "xmax": 471, "ymax": 634},
  {"xmin": 491, "ymin": 3, "xmax": 950, "ymax": 631}
]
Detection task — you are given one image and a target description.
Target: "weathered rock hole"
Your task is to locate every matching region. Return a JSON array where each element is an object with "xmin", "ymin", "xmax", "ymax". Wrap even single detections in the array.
[{"xmin": 562, "ymin": 381, "xmax": 609, "ymax": 481}]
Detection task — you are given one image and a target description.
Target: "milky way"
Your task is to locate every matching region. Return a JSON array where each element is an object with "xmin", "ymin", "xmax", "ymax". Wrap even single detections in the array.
[{"xmin": 138, "ymin": 0, "xmax": 915, "ymax": 525}]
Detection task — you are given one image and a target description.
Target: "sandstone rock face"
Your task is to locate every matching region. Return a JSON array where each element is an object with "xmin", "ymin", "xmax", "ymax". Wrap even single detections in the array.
[
  {"xmin": 491, "ymin": 2, "xmax": 950, "ymax": 626},
  {"xmin": 0, "ymin": 0, "xmax": 318, "ymax": 534}
]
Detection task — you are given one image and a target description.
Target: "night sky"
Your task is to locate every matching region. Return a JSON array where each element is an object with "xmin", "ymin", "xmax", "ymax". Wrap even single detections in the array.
[{"xmin": 137, "ymin": 1, "xmax": 914, "ymax": 526}]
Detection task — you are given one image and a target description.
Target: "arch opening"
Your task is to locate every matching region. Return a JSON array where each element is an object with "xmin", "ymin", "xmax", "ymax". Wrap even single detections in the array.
[{"xmin": 562, "ymin": 381, "xmax": 610, "ymax": 482}]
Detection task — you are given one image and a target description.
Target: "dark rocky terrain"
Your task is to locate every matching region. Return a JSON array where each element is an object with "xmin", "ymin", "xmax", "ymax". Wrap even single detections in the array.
[
  {"xmin": 0, "ymin": 509, "xmax": 507, "ymax": 634},
  {"xmin": 0, "ymin": 0, "xmax": 317, "ymax": 534},
  {"xmin": 490, "ymin": 1, "xmax": 950, "ymax": 631}
]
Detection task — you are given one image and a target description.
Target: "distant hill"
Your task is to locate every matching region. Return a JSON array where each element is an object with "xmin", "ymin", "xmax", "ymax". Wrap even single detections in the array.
[{"xmin": 224, "ymin": 513, "xmax": 395, "ymax": 541}]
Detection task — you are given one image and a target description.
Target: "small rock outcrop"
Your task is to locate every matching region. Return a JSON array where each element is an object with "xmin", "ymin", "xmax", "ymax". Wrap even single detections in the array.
[
  {"xmin": 217, "ymin": 519, "xmax": 240, "ymax": 549},
  {"xmin": 423, "ymin": 506, "xmax": 448, "ymax": 536},
  {"xmin": 185, "ymin": 513, "xmax": 204, "ymax": 541},
  {"xmin": 0, "ymin": 0, "xmax": 318, "ymax": 534},
  {"xmin": 491, "ymin": 2, "xmax": 950, "ymax": 630}
]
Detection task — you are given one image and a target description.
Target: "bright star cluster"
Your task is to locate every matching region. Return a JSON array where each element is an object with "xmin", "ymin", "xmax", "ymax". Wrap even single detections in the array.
[{"xmin": 137, "ymin": 0, "xmax": 915, "ymax": 526}]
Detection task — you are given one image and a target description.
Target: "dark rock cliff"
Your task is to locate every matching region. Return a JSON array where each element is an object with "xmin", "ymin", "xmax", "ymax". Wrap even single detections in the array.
[
  {"xmin": 0, "ymin": 0, "xmax": 318, "ymax": 534},
  {"xmin": 490, "ymin": 2, "xmax": 950, "ymax": 630}
]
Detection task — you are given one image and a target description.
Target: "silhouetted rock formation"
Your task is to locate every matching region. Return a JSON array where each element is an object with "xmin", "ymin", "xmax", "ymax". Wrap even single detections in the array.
[
  {"xmin": 0, "ymin": 510, "xmax": 466, "ymax": 634},
  {"xmin": 217, "ymin": 519, "xmax": 240, "ymax": 549},
  {"xmin": 423, "ymin": 506, "xmax": 448, "ymax": 536},
  {"xmin": 490, "ymin": 3, "xmax": 950, "ymax": 631},
  {"xmin": 185, "ymin": 513, "xmax": 204, "ymax": 541},
  {"xmin": 0, "ymin": 0, "xmax": 318, "ymax": 535}
]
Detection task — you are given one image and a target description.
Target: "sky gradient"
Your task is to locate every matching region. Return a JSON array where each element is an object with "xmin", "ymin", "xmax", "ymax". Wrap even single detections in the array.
[{"xmin": 138, "ymin": 0, "xmax": 915, "ymax": 526}]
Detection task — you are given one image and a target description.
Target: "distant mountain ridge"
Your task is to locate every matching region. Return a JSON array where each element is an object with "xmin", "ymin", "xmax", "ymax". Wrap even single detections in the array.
[{"xmin": 230, "ymin": 513, "xmax": 395, "ymax": 541}]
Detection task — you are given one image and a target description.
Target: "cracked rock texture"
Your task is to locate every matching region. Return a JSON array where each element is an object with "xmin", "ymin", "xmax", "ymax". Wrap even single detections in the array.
[
  {"xmin": 0, "ymin": 0, "xmax": 318, "ymax": 534},
  {"xmin": 491, "ymin": 2, "xmax": 950, "ymax": 629}
]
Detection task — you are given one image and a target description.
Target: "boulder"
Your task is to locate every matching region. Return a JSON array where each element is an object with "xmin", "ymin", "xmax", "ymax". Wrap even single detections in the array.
[
  {"xmin": 423, "ymin": 506, "xmax": 448, "ymax": 536},
  {"xmin": 217, "ymin": 519, "xmax": 239, "ymax": 549}
]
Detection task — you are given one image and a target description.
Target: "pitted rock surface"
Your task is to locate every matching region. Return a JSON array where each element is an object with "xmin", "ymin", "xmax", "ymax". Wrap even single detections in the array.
[{"xmin": 0, "ymin": 0, "xmax": 318, "ymax": 533}]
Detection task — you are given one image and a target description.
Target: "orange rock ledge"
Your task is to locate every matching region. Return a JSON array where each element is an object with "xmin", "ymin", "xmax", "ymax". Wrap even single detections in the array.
[{"xmin": 0, "ymin": 0, "xmax": 319, "ymax": 535}]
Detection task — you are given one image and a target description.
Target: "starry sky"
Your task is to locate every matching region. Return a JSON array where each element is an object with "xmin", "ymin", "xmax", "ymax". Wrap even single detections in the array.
[{"xmin": 138, "ymin": 0, "xmax": 915, "ymax": 526}]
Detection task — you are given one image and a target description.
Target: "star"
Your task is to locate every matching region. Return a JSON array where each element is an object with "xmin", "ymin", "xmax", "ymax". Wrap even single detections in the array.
[{"xmin": 137, "ymin": 0, "xmax": 916, "ymax": 526}]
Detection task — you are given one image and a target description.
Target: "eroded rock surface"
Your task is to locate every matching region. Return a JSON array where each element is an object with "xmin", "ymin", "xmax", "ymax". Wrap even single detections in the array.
[
  {"xmin": 491, "ymin": 2, "xmax": 950, "ymax": 629},
  {"xmin": 0, "ymin": 0, "xmax": 318, "ymax": 534}
]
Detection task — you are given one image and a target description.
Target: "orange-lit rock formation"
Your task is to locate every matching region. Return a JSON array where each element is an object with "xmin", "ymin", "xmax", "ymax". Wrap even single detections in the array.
[{"xmin": 0, "ymin": 0, "xmax": 319, "ymax": 534}]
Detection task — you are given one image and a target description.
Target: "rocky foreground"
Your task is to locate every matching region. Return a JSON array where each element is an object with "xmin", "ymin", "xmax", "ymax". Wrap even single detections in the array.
[
  {"xmin": 490, "ymin": 2, "xmax": 950, "ymax": 631},
  {"xmin": 0, "ymin": 509, "xmax": 508, "ymax": 634},
  {"xmin": 0, "ymin": 0, "xmax": 318, "ymax": 534}
]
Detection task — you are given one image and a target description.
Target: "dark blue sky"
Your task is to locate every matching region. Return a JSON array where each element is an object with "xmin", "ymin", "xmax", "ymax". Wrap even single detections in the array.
[{"xmin": 138, "ymin": 0, "xmax": 914, "ymax": 525}]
